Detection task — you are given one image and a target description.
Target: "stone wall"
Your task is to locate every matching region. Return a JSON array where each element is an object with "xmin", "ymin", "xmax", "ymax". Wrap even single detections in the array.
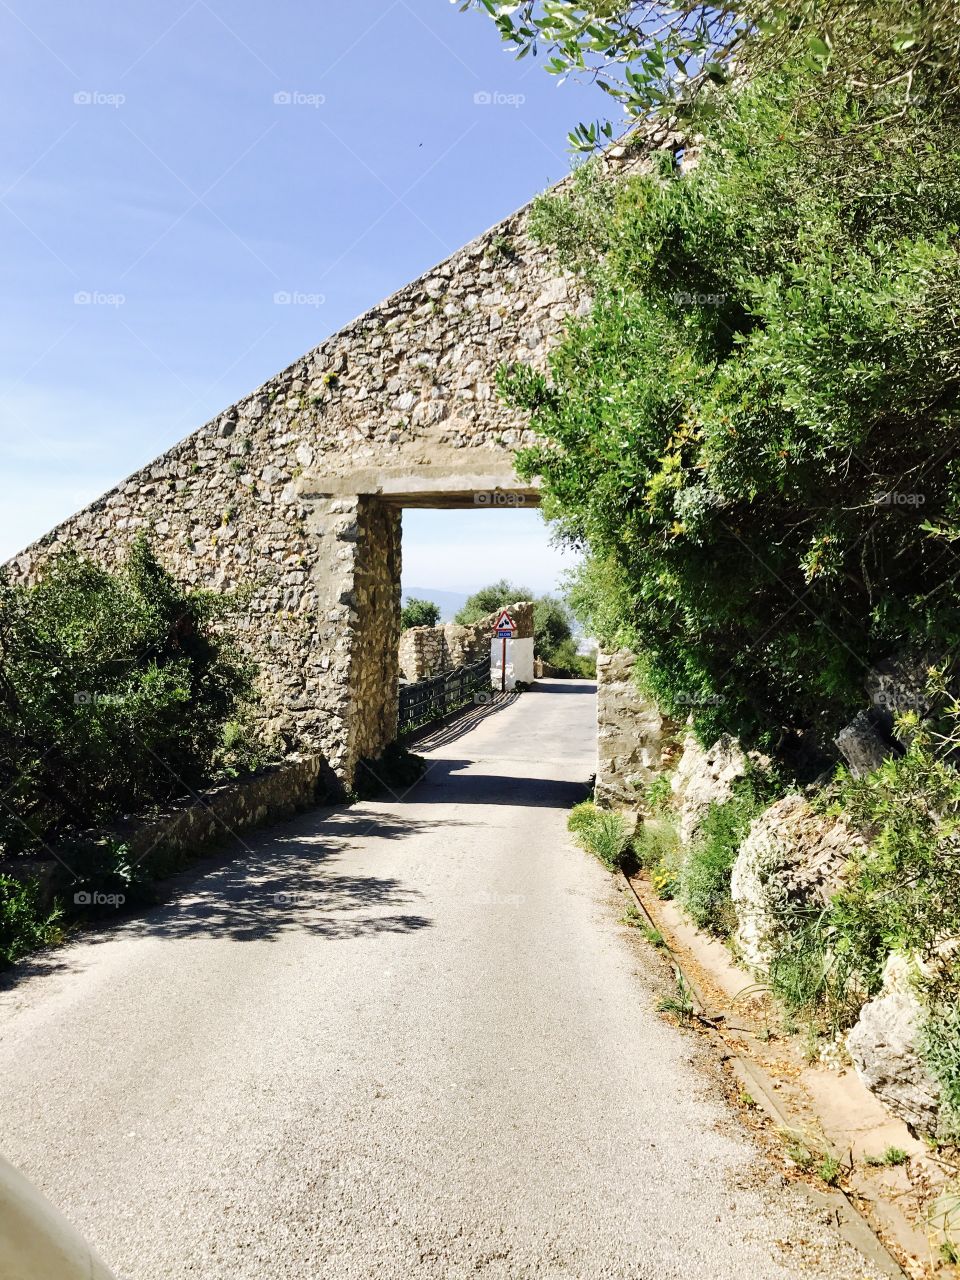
[
  {"xmin": 730, "ymin": 794, "xmax": 863, "ymax": 972},
  {"xmin": 398, "ymin": 627, "xmax": 446, "ymax": 684},
  {"xmin": 6, "ymin": 128, "xmax": 682, "ymax": 788},
  {"xmin": 125, "ymin": 753, "xmax": 334, "ymax": 877},
  {"xmin": 672, "ymin": 733, "xmax": 748, "ymax": 845},
  {"xmin": 10, "ymin": 753, "xmax": 334, "ymax": 903},
  {"xmin": 595, "ymin": 649, "xmax": 671, "ymax": 814},
  {"xmin": 443, "ymin": 624, "xmax": 487, "ymax": 669},
  {"xmin": 347, "ymin": 498, "xmax": 402, "ymax": 767}
]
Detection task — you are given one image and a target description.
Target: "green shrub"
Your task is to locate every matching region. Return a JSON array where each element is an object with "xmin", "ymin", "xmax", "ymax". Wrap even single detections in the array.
[
  {"xmin": 400, "ymin": 597, "xmax": 441, "ymax": 630},
  {"xmin": 0, "ymin": 874, "xmax": 60, "ymax": 968},
  {"xmin": 215, "ymin": 718, "xmax": 269, "ymax": 779},
  {"xmin": 57, "ymin": 839, "xmax": 156, "ymax": 916},
  {"xmin": 544, "ymin": 636, "xmax": 597, "ymax": 678},
  {"xmin": 454, "ymin": 579, "xmax": 532, "ymax": 625},
  {"xmin": 679, "ymin": 825, "xmax": 738, "ymax": 938},
  {"xmin": 767, "ymin": 911, "xmax": 865, "ymax": 1037},
  {"xmin": 829, "ymin": 722, "xmax": 960, "ymax": 994},
  {"xmin": 533, "ymin": 596, "xmax": 574, "ymax": 661},
  {"xmin": 756, "ymin": 713, "xmax": 960, "ymax": 1102},
  {"xmin": 567, "ymin": 800, "xmax": 599, "ymax": 838},
  {"xmin": 635, "ymin": 814, "xmax": 682, "ymax": 900},
  {"xmin": 679, "ymin": 772, "xmax": 778, "ymax": 936},
  {"xmin": 642, "ymin": 774, "xmax": 673, "ymax": 816},
  {"xmin": 0, "ymin": 536, "xmax": 257, "ymax": 855},
  {"xmin": 567, "ymin": 801, "xmax": 631, "ymax": 871},
  {"xmin": 499, "ymin": 34, "xmax": 960, "ymax": 756},
  {"xmin": 920, "ymin": 1004, "xmax": 960, "ymax": 1143},
  {"xmin": 589, "ymin": 810, "xmax": 632, "ymax": 871}
]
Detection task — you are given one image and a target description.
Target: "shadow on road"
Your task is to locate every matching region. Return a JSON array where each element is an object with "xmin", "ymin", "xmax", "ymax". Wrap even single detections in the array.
[
  {"xmin": 406, "ymin": 690, "xmax": 520, "ymax": 752},
  {"xmin": 126, "ymin": 807, "xmax": 453, "ymax": 944},
  {"xmin": 532, "ymin": 679, "xmax": 597, "ymax": 695},
  {"xmin": 414, "ymin": 758, "xmax": 592, "ymax": 809},
  {"xmin": 0, "ymin": 681, "xmax": 596, "ymax": 986},
  {"xmin": 0, "ymin": 810, "xmax": 456, "ymax": 989}
]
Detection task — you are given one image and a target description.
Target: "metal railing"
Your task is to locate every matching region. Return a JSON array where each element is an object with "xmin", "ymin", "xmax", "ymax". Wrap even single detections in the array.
[{"xmin": 398, "ymin": 658, "xmax": 492, "ymax": 736}]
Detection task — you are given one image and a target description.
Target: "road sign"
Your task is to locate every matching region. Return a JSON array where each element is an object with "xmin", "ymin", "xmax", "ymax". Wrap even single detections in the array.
[
  {"xmin": 492, "ymin": 609, "xmax": 517, "ymax": 694},
  {"xmin": 492, "ymin": 609, "xmax": 516, "ymax": 638}
]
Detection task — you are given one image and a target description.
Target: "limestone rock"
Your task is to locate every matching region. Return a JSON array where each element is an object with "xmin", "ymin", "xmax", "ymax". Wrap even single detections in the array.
[
  {"xmin": 847, "ymin": 953, "xmax": 941, "ymax": 1136},
  {"xmin": 671, "ymin": 734, "xmax": 748, "ymax": 845},
  {"xmin": 835, "ymin": 710, "xmax": 889, "ymax": 778},
  {"xmin": 730, "ymin": 794, "xmax": 863, "ymax": 972},
  {"xmin": 867, "ymin": 651, "xmax": 935, "ymax": 726}
]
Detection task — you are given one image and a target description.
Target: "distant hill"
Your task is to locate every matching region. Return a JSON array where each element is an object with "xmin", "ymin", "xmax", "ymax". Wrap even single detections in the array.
[{"xmin": 401, "ymin": 587, "xmax": 470, "ymax": 624}]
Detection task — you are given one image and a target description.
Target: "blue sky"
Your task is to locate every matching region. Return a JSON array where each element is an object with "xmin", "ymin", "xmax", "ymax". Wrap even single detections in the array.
[{"xmin": 0, "ymin": 0, "xmax": 600, "ymax": 594}]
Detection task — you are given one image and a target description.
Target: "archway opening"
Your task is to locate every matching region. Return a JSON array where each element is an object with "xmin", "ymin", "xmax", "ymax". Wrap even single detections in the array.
[{"xmin": 390, "ymin": 502, "xmax": 592, "ymax": 742}]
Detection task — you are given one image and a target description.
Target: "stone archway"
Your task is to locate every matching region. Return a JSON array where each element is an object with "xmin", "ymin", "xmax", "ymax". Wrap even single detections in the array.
[
  {"xmin": 339, "ymin": 487, "xmax": 541, "ymax": 780},
  {"xmin": 7, "ymin": 131, "xmax": 681, "ymax": 788}
]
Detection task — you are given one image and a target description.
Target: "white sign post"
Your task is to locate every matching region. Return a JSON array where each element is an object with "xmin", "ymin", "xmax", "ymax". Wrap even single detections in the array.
[{"xmin": 492, "ymin": 609, "xmax": 517, "ymax": 694}]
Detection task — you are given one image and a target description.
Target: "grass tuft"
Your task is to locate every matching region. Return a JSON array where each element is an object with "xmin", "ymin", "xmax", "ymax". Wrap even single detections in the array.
[{"xmin": 567, "ymin": 800, "xmax": 632, "ymax": 871}]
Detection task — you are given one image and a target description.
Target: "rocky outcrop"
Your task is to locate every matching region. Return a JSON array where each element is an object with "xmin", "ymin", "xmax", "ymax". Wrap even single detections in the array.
[
  {"xmin": 671, "ymin": 734, "xmax": 748, "ymax": 845},
  {"xmin": 847, "ymin": 953, "xmax": 942, "ymax": 1137},
  {"xmin": 867, "ymin": 652, "xmax": 936, "ymax": 729},
  {"xmin": 836, "ymin": 652, "xmax": 939, "ymax": 776},
  {"xmin": 834, "ymin": 711, "xmax": 890, "ymax": 778},
  {"xmin": 730, "ymin": 794, "xmax": 863, "ymax": 972}
]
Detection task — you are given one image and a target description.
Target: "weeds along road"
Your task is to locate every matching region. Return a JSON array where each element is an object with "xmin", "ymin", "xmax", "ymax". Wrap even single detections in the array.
[{"xmin": 0, "ymin": 681, "xmax": 881, "ymax": 1280}]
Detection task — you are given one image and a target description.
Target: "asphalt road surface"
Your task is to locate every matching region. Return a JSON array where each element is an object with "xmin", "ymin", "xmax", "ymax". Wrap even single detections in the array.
[{"xmin": 0, "ymin": 681, "xmax": 881, "ymax": 1279}]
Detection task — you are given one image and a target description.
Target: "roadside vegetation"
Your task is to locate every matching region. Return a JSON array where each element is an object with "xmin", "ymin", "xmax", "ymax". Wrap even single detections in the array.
[
  {"xmin": 476, "ymin": 0, "xmax": 960, "ymax": 1154},
  {"xmin": 472, "ymin": 2, "xmax": 960, "ymax": 757},
  {"xmin": 578, "ymin": 703, "xmax": 960, "ymax": 1142},
  {"xmin": 679, "ymin": 773, "xmax": 777, "ymax": 938},
  {"xmin": 567, "ymin": 800, "xmax": 631, "ymax": 871},
  {"xmin": 633, "ymin": 777, "xmax": 682, "ymax": 900},
  {"xmin": 0, "ymin": 535, "xmax": 263, "ymax": 968}
]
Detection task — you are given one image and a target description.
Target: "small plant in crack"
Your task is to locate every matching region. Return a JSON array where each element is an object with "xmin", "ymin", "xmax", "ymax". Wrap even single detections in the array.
[
  {"xmin": 656, "ymin": 966, "xmax": 695, "ymax": 1023},
  {"xmin": 864, "ymin": 1147, "xmax": 909, "ymax": 1168}
]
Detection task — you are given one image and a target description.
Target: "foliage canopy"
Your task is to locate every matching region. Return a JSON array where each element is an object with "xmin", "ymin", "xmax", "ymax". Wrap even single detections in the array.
[
  {"xmin": 492, "ymin": 22, "xmax": 960, "ymax": 752},
  {"xmin": 400, "ymin": 597, "xmax": 442, "ymax": 630},
  {"xmin": 460, "ymin": 0, "xmax": 960, "ymax": 149}
]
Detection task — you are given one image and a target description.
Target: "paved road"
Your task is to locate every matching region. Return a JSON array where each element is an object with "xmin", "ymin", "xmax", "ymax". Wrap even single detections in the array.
[{"xmin": 0, "ymin": 681, "xmax": 879, "ymax": 1279}]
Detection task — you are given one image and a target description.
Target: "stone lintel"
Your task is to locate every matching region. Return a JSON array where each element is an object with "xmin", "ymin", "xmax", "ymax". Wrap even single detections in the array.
[{"xmin": 299, "ymin": 468, "xmax": 540, "ymax": 509}]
